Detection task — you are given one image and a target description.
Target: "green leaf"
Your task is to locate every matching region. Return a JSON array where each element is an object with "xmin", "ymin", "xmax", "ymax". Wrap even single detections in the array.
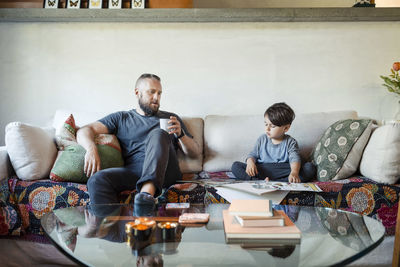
[
  {"xmin": 383, "ymin": 84, "xmax": 395, "ymax": 92},
  {"xmin": 383, "ymin": 78, "xmax": 397, "ymax": 87}
]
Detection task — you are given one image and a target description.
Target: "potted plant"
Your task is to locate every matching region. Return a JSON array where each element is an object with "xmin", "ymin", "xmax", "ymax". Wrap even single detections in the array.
[{"xmin": 380, "ymin": 62, "xmax": 400, "ymax": 121}]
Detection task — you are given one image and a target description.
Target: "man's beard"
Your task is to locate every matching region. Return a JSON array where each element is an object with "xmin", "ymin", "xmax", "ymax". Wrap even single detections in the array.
[{"xmin": 139, "ymin": 97, "xmax": 158, "ymax": 116}]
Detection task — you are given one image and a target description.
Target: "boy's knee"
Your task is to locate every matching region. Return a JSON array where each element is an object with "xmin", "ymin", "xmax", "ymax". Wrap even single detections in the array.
[
  {"xmin": 232, "ymin": 161, "xmax": 240, "ymax": 167},
  {"xmin": 231, "ymin": 161, "xmax": 244, "ymax": 171},
  {"xmin": 301, "ymin": 162, "xmax": 316, "ymax": 181}
]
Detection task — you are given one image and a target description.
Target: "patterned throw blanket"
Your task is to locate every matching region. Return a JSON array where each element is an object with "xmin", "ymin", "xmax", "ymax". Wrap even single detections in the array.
[
  {"xmin": 0, "ymin": 172, "xmax": 399, "ymax": 238},
  {"xmin": 165, "ymin": 172, "xmax": 400, "ymax": 235}
]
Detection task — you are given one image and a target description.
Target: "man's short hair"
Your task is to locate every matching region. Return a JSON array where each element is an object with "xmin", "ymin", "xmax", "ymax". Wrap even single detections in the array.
[
  {"xmin": 135, "ymin": 73, "xmax": 161, "ymax": 88},
  {"xmin": 264, "ymin": 102, "xmax": 295, "ymax": 126}
]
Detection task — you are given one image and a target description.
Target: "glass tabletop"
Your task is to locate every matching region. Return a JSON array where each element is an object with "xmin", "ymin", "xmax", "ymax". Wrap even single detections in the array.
[{"xmin": 41, "ymin": 203, "xmax": 385, "ymax": 267}]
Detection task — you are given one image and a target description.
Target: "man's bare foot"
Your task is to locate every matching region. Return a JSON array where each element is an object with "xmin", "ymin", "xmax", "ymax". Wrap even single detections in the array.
[{"xmin": 140, "ymin": 181, "xmax": 156, "ymax": 196}]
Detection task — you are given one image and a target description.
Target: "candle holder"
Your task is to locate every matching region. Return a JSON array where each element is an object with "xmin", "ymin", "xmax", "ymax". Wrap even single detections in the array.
[
  {"xmin": 157, "ymin": 222, "xmax": 178, "ymax": 242},
  {"xmin": 126, "ymin": 217, "xmax": 156, "ymax": 242}
]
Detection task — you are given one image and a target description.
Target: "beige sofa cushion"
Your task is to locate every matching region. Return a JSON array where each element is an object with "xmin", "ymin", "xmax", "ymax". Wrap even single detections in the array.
[
  {"xmin": 53, "ymin": 109, "xmax": 203, "ymax": 174},
  {"xmin": 178, "ymin": 117, "xmax": 203, "ymax": 173},
  {"xmin": 359, "ymin": 123, "xmax": 400, "ymax": 184},
  {"xmin": 203, "ymin": 110, "xmax": 358, "ymax": 172},
  {"xmin": 0, "ymin": 146, "xmax": 12, "ymax": 181}
]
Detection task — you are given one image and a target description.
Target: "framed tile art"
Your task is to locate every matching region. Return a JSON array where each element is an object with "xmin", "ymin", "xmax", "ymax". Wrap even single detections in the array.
[
  {"xmin": 131, "ymin": 0, "xmax": 144, "ymax": 8},
  {"xmin": 89, "ymin": 0, "xmax": 101, "ymax": 8},
  {"xmin": 44, "ymin": 0, "xmax": 58, "ymax": 8},
  {"xmin": 67, "ymin": 0, "xmax": 80, "ymax": 8},
  {"xmin": 108, "ymin": 0, "xmax": 121, "ymax": 8}
]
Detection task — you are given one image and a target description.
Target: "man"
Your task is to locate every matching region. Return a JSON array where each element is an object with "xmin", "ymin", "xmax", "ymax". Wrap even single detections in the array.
[{"xmin": 77, "ymin": 73, "xmax": 200, "ymax": 216}]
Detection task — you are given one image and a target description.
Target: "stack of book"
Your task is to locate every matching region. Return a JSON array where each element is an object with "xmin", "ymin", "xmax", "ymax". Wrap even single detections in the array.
[{"xmin": 223, "ymin": 199, "xmax": 301, "ymax": 245}]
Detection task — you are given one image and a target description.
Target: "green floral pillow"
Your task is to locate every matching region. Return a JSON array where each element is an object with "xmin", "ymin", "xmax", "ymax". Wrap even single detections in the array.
[
  {"xmin": 50, "ymin": 114, "xmax": 124, "ymax": 183},
  {"xmin": 315, "ymin": 207, "xmax": 373, "ymax": 251},
  {"xmin": 311, "ymin": 119, "xmax": 373, "ymax": 181}
]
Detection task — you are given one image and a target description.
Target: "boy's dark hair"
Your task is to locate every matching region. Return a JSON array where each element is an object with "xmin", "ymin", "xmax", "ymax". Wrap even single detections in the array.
[{"xmin": 264, "ymin": 102, "xmax": 295, "ymax": 126}]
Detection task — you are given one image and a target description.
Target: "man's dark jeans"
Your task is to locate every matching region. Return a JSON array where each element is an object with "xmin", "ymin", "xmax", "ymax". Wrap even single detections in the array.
[
  {"xmin": 231, "ymin": 161, "xmax": 316, "ymax": 182},
  {"xmin": 87, "ymin": 128, "xmax": 181, "ymax": 208}
]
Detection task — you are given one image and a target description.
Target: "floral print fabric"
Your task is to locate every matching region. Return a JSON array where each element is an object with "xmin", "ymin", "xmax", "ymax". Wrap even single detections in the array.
[
  {"xmin": 7, "ymin": 177, "xmax": 89, "ymax": 235},
  {"xmin": 0, "ymin": 172, "xmax": 399, "ymax": 237}
]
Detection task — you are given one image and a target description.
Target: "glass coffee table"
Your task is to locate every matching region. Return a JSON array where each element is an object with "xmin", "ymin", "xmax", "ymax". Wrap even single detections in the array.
[{"xmin": 41, "ymin": 203, "xmax": 385, "ymax": 267}]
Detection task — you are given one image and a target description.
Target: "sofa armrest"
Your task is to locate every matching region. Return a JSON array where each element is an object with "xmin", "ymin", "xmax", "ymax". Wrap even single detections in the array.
[{"xmin": 0, "ymin": 146, "xmax": 13, "ymax": 181}]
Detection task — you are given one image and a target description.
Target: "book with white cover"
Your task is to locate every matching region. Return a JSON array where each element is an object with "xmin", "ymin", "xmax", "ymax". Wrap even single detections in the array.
[
  {"xmin": 229, "ymin": 199, "xmax": 273, "ymax": 217},
  {"xmin": 223, "ymin": 210, "xmax": 301, "ymax": 243},
  {"xmin": 235, "ymin": 210, "xmax": 285, "ymax": 227}
]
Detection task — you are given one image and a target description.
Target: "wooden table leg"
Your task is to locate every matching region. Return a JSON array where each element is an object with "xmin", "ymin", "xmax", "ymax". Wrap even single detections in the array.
[{"xmin": 393, "ymin": 203, "xmax": 400, "ymax": 267}]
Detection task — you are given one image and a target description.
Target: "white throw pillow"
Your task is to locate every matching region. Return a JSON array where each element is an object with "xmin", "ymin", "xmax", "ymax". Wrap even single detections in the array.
[
  {"xmin": 359, "ymin": 123, "xmax": 400, "ymax": 184},
  {"xmin": 5, "ymin": 122, "xmax": 57, "ymax": 180}
]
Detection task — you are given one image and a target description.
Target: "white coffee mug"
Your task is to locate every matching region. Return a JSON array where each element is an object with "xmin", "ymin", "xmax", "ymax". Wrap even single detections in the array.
[{"xmin": 159, "ymin": 118, "xmax": 171, "ymax": 132}]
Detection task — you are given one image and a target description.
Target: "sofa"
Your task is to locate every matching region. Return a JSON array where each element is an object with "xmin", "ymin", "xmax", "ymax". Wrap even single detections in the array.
[{"xmin": 1, "ymin": 109, "xmax": 400, "ymax": 240}]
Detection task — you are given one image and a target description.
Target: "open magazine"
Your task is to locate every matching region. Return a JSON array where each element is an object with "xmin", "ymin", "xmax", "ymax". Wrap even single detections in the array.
[
  {"xmin": 177, "ymin": 179, "xmax": 322, "ymax": 195},
  {"xmin": 252, "ymin": 181, "xmax": 322, "ymax": 193}
]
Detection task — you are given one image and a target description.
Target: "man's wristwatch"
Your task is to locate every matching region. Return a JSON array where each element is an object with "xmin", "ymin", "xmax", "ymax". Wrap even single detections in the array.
[{"xmin": 177, "ymin": 131, "xmax": 185, "ymax": 139}]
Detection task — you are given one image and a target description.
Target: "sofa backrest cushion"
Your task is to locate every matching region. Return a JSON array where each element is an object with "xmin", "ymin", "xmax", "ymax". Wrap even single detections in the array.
[
  {"xmin": 311, "ymin": 119, "xmax": 374, "ymax": 181},
  {"xmin": 203, "ymin": 110, "xmax": 358, "ymax": 172},
  {"xmin": 53, "ymin": 109, "xmax": 204, "ymax": 174},
  {"xmin": 0, "ymin": 146, "xmax": 13, "ymax": 181},
  {"xmin": 5, "ymin": 122, "xmax": 57, "ymax": 180},
  {"xmin": 177, "ymin": 117, "xmax": 204, "ymax": 173},
  {"xmin": 50, "ymin": 114, "xmax": 125, "ymax": 183},
  {"xmin": 53, "ymin": 109, "xmax": 108, "ymax": 134},
  {"xmin": 359, "ymin": 122, "xmax": 400, "ymax": 184}
]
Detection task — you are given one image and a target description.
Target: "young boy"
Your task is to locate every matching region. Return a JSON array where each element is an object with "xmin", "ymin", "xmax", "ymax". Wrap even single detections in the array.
[{"xmin": 231, "ymin": 102, "xmax": 315, "ymax": 183}]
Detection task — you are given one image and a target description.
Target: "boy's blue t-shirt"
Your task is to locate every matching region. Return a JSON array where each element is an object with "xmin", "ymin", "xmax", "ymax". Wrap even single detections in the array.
[
  {"xmin": 247, "ymin": 134, "xmax": 301, "ymax": 164},
  {"xmin": 99, "ymin": 109, "xmax": 192, "ymax": 165}
]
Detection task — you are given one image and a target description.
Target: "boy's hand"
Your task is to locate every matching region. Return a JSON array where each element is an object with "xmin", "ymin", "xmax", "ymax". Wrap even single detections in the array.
[
  {"xmin": 288, "ymin": 173, "xmax": 301, "ymax": 183},
  {"xmin": 246, "ymin": 158, "xmax": 258, "ymax": 177}
]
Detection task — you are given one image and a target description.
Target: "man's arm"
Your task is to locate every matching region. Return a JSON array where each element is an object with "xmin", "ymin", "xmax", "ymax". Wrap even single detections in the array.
[
  {"xmin": 177, "ymin": 135, "xmax": 201, "ymax": 158},
  {"xmin": 76, "ymin": 121, "xmax": 109, "ymax": 177},
  {"xmin": 167, "ymin": 116, "xmax": 200, "ymax": 158}
]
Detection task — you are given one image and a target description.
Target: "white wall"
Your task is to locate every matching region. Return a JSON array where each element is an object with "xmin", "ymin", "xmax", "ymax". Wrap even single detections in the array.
[{"xmin": 1, "ymin": 21, "xmax": 400, "ymax": 145}]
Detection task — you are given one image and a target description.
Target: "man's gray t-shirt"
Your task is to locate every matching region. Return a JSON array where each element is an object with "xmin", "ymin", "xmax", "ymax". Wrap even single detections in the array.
[
  {"xmin": 247, "ymin": 134, "xmax": 301, "ymax": 164},
  {"xmin": 99, "ymin": 109, "xmax": 192, "ymax": 165}
]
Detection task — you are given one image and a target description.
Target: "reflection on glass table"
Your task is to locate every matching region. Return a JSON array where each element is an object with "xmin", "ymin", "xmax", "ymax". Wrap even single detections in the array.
[{"xmin": 41, "ymin": 203, "xmax": 385, "ymax": 267}]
